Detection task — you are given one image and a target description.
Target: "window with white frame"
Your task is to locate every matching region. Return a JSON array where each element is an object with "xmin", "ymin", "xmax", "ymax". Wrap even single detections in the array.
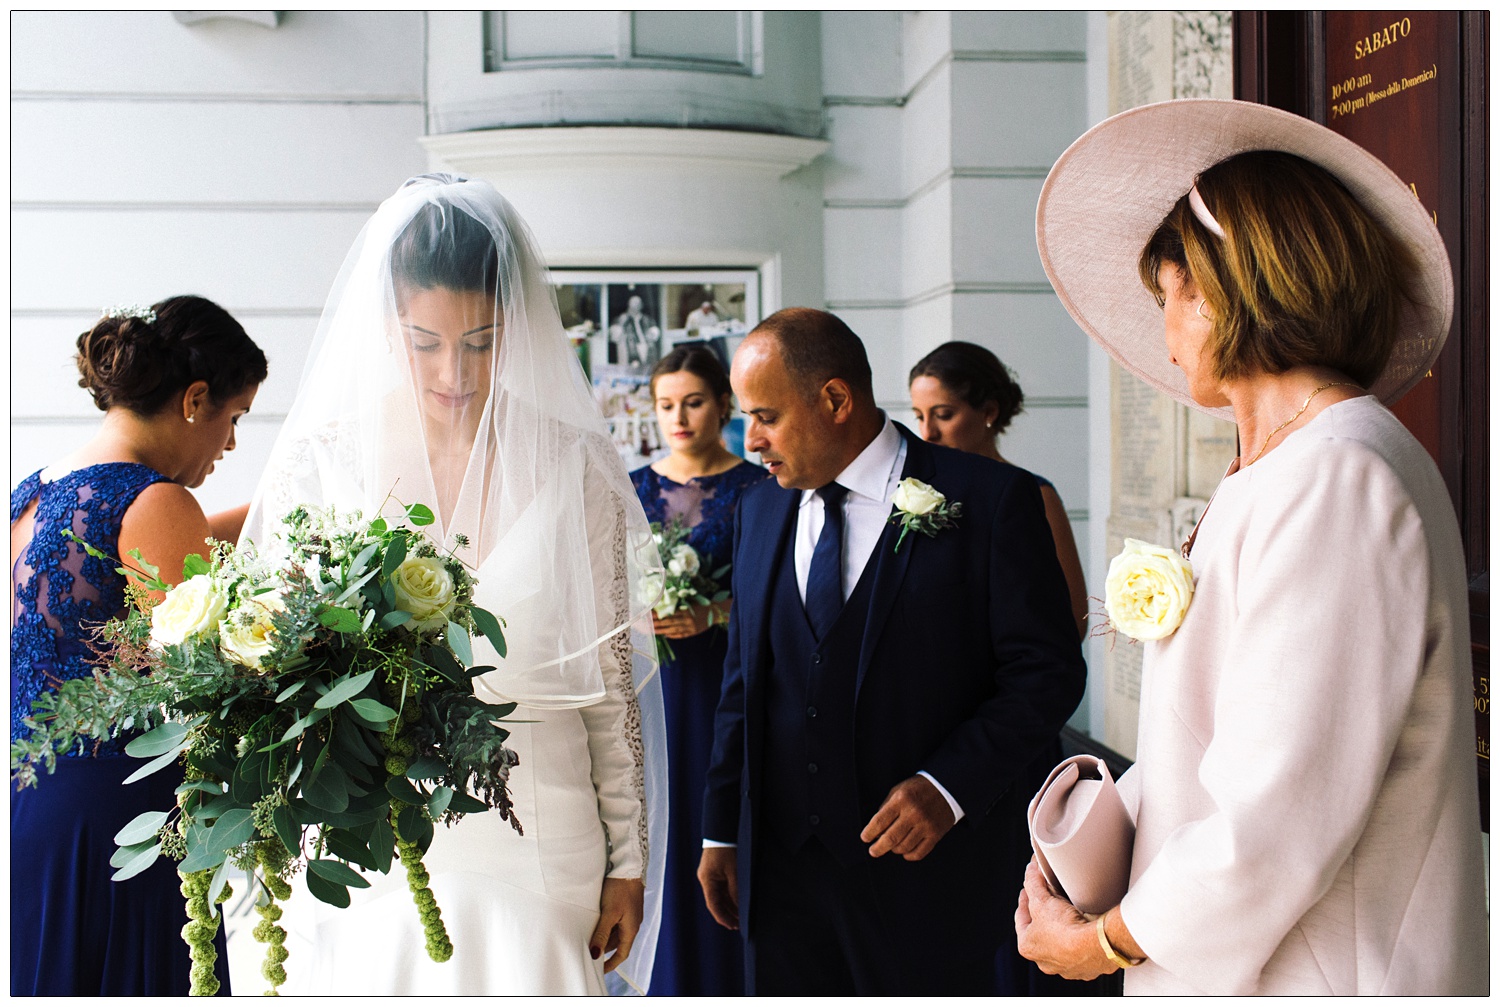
[{"xmin": 483, "ymin": 11, "xmax": 759, "ymax": 75}]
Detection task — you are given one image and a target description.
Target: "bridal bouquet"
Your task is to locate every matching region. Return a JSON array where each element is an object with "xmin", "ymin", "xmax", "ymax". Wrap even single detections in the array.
[
  {"xmin": 11, "ymin": 503, "xmax": 520, "ymax": 996},
  {"xmin": 645, "ymin": 517, "xmax": 729, "ymax": 663}
]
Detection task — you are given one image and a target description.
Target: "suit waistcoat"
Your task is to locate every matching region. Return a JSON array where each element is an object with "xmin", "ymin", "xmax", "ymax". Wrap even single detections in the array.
[{"xmin": 763, "ymin": 521, "xmax": 878, "ymax": 857}]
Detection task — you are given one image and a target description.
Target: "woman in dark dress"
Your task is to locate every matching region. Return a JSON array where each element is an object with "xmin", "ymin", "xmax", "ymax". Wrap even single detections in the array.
[
  {"xmin": 908, "ymin": 341, "xmax": 1095, "ymax": 995},
  {"xmin": 11, "ymin": 296, "xmax": 266, "ymax": 996},
  {"xmin": 630, "ymin": 345, "xmax": 765, "ymax": 995}
]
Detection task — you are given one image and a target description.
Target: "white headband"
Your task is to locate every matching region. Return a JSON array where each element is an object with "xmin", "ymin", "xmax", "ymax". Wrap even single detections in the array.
[{"xmin": 1187, "ymin": 182, "xmax": 1226, "ymax": 240}]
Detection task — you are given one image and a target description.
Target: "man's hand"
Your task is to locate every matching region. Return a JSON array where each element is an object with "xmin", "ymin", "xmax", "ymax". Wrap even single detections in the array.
[
  {"xmin": 1014, "ymin": 860, "xmax": 1120, "ymax": 980},
  {"xmin": 859, "ymin": 775, "xmax": 956, "ymax": 860},
  {"xmin": 697, "ymin": 846, "xmax": 739, "ymax": 930},
  {"xmin": 591, "ymin": 877, "xmax": 645, "ymax": 974}
]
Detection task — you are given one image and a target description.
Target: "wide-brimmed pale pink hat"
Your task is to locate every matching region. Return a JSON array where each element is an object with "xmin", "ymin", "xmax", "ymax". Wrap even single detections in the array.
[{"xmin": 1036, "ymin": 98, "xmax": 1453, "ymax": 420}]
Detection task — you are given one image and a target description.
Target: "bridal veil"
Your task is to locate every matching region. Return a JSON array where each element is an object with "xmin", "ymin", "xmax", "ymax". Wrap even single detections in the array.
[{"xmin": 243, "ymin": 173, "xmax": 667, "ymax": 994}]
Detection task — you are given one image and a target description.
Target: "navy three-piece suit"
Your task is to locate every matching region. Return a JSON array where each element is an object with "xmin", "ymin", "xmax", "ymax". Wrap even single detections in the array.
[{"xmin": 702, "ymin": 424, "xmax": 1086, "ymax": 994}]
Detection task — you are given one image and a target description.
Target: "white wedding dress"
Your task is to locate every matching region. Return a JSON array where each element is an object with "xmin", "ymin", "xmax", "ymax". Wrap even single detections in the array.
[{"xmin": 243, "ymin": 174, "xmax": 666, "ymax": 996}]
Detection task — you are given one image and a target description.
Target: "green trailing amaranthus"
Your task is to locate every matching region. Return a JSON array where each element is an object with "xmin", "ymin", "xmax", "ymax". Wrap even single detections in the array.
[
  {"xmin": 253, "ymin": 845, "xmax": 294, "ymax": 995},
  {"xmin": 180, "ymin": 869, "xmax": 229, "ymax": 995}
]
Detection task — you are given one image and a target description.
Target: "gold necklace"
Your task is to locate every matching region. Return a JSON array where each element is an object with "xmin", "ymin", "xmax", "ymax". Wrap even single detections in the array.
[{"xmin": 1246, "ymin": 381, "xmax": 1357, "ymax": 465}]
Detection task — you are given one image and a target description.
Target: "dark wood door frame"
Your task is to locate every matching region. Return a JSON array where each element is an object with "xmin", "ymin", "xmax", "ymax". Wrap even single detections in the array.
[{"xmin": 1234, "ymin": 11, "xmax": 1489, "ymax": 829}]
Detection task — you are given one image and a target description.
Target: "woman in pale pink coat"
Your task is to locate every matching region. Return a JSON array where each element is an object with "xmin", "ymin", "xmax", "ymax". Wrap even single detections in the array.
[{"xmin": 1017, "ymin": 100, "xmax": 1487, "ymax": 995}]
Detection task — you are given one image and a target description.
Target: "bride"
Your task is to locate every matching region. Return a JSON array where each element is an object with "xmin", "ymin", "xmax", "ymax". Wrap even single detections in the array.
[{"xmin": 242, "ymin": 174, "xmax": 667, "ymax": 995}]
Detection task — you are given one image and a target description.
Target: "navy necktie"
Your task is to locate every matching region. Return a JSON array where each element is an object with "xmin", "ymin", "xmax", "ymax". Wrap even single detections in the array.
[{"xmin": 804, "ymin": 482, "xmax": 850, "ymax": 640}]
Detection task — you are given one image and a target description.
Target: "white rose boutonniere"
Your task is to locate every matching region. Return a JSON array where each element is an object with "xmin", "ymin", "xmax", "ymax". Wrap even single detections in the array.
[
  {"xmin": 150, "ymin": 574, "xmax": 229, "ymax": 647},
  {"xmin": 391, "ymin": 555, "xmax": 458, "ymax": 632},
  {"xmin": 889, "ymin": 477, "xmax": 962, "ymax": 554},
  {"xmin": 1104, "ymin": 538, "xmax": 1195, "ymax": 641}
]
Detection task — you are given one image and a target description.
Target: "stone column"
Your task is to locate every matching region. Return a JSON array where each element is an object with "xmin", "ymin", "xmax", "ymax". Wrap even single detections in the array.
[{"xmin": 1099, "ymin": 11, "xmax": 1235, "ymax": 759}]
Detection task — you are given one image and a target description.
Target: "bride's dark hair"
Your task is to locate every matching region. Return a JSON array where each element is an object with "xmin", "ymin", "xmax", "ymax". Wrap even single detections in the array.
[{"xmin": 390, "ymin": 200, "xmax": 506, "ymax": 299}]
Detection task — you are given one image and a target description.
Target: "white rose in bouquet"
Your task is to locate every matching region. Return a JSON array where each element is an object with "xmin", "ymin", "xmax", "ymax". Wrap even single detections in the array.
[
  {"xmin": 893, "ymin": 477, "xmax": 944, "ymax": 516},
  {"xmin": 219, "ymin": 593, "xmax": 286, "ymax": 670},
  {"xmin": 1104, "ymin": 538, "xmax": 1195, "ymax": 641},
  {"xmin": 392, "ymin": 555, "xmax": 458, "ymax": 631},
  {"xmin": 667, "ymin": 543, "xmax": 701, "ymax": 579},
  {"xmin": 151, "ymin": 574, "xmax": 229, "ymax": 647}
]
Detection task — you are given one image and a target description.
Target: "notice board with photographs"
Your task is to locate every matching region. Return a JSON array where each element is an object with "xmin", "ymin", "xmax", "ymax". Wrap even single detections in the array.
[{"xmin": 551, "ymin": 269, "xmax": 761, "ymax": 471}]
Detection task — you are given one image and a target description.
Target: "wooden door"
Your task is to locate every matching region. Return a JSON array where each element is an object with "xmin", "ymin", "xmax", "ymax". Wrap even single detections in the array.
[{"xmin": 1235, "ymin": 11, "xmax": 1489, "ymax": 828}]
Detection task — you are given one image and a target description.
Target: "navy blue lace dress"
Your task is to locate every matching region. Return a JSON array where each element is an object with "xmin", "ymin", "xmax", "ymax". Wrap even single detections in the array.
[
  {"xmin": 631, "ymin": 460, "xmax": 766, "ymax": 996},
  {"xmin": 10, "ymin": 463, "xmax": 230, "ymax": 996}
]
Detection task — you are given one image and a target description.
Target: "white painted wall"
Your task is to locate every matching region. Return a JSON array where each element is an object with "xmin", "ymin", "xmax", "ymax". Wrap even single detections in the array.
[
  {"xmin": 10, "ymin": 11, "xmax": 429, "ymax": 515},
  {"xmin": 11, "ymin": 15, "xmax": 1098, "ymax": 707}
]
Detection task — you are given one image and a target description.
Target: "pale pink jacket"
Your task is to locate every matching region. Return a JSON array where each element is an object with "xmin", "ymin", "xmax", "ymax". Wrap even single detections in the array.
[{"xmin": 1117, "ymin": 396, "xmax": 1487, "ymax": 995}]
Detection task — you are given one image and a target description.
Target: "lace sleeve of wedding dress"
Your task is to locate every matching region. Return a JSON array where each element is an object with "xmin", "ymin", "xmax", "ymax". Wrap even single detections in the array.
[{"xmin": 576, "ymin": 446, "xmax": 667, "ymax": 996}]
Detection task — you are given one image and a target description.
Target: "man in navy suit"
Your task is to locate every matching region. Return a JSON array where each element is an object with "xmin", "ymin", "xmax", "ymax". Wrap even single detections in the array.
[{"xmin": 698, "ymin": 308, "xmax": 1086, "ymax": 994}]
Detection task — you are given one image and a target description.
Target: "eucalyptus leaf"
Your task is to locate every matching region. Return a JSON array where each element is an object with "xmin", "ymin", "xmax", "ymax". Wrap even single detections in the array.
[
  {"xmin": 110, "ymin": 837, "xmax": 160, "ymax": 869},
  {"xmin": 368, "ymin": 816, "xmax": 395, "ymax": 874},
  {"xmin": 324, "ymin": 830, "xmax": 377, "ymax": 871},
  {"xmin": 182, "ymin": 553, "xmax": 212, "ymax": 579},
  {"xmin": 382, "ymin": 535, "xmax": 408, "ymax": 578},
  {"xmin": 179, "ymin": 838, "xmax": 229, "ymax": 875},
  {"xmin": 175, "ymin": 779, "xmax": 226, "ymax": 797},
  {"xmin": 122, "ymin": 746, "xmax": 183, "ymax": 785},
  {"xmin": 361, "ymin": 607, "xmax": 376, "ymax": 632},
  {"xmin": 211, "ymin": 808, "xmax": 257, "ymax": 851},
  {"xmin": 271, "ymin": 804, "xmax": 300, "ymax": 855},
  {"xmin": 308, "ymin": 857, "xmax": 372, "ymax": 889},
  {"xmin": 124, "ymin": 721, "xmax": 191, "ymax": 759},
  {"xmin": 446, "ymin": 621, "xmax": 473, "ymax": 666},
  {"xmin": 110, "ymin": 842, "xmax": 162, "ymax": 882},
  {"xmin": 447, "ymin": 791, "xmax": 487, "ymax": 815},
  {"xmin": 303, "ymin": 764, "xmax": 350, "ymax": 813},
  {"xmin": 206, "ymin": 855, "xmax": 234, "ymax": 916},
  {"xmin": 352, "ymin": 540, "xmax": 381, "ymax": 576},
  {"xmin": 305, "ymin": 870, "xmax": 350, "ymax": 909},
  {"xmin": 427, "ymin": 786, "xmax": 454, "ymax": 819},
  {"xmin": 470, "ymin": 606, "xmax": 507, "ymax": 659},
  {"xmin": 196, "ymin": 794, "xmax": 237, "ymax": 822},
  {"xmin": 334, "ymin": 568, "xmax": 379, "ymax": 607},
  {"xmin": 274, "ymin": 680, "xmax": 306, "ymax": 703},
  {"xmin": 114, "ymin": 809, "xmax": 169, "ymax": 846},
  {"xmin": 380, "ymin": 610, "xmax": 413, "ymax": 630},
  {"xmin": 405, "ymin": 755, "xmax": 446, "ymax": 781},
  {"xmin": 405, "ymin": 503, "xmax": 435, "ymax": 527},
  {"xmin": 348, "ymin": 698, "xmax": 397, "ymax": 725},
  {"xmin": 385, "ymin": 776, "xmax": 425, "ymax": 805},
  {"xmin": 314, "ymin": 670, "xmax": 377, "ymax": 710}
]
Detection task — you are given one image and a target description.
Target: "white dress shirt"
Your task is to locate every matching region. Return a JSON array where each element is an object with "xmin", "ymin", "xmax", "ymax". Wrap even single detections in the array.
[{"xmin": 704, "ymin": 417, "xmax": 962, "ymax": 848}]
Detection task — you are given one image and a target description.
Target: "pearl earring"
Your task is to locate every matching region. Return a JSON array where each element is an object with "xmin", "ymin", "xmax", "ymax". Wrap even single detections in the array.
[{"xmin": 187, "ymin": 415, "xmax": 196, "ymax": 424}]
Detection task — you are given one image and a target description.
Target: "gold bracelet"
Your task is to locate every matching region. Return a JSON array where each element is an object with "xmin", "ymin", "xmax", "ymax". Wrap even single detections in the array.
[{"xmin": 1097, "ymin": 914, "xmax": 1144, "ymax": 969}]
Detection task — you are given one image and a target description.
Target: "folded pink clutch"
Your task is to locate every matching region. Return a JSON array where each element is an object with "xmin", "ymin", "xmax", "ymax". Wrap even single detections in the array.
[{"xmin": 1027, "ymin": 755, "xmax": 1134, "ymax": 916}]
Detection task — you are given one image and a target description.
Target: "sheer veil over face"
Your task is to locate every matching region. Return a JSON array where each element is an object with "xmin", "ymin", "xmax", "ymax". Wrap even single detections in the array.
[
  {"xmin": 247, "ymin": 173, "xmax": 662, "ymax": 705},
  {"xmin": 243, "ymin": 173, "xmax": 667, "ymax": 993}
]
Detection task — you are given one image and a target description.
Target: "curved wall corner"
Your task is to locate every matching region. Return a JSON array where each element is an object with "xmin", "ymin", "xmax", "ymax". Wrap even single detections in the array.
[
  {"xmin": 425, "ymin": 12, "xmax": 823, "ymax": 138},
  {"xmin": 421, "ymin": 126, "xmax": 830, "ymax": 312}
]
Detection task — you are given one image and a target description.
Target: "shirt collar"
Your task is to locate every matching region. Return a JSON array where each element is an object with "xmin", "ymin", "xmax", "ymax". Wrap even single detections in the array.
[{"xmin": 799, "ymin": 414, "xmax": 902, "ymax": 507}]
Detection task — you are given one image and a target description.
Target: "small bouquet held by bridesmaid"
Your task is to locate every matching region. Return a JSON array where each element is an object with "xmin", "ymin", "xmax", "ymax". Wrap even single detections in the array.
[
  {"xmin": 11, "ymin": 502, "xmax": 521, "ymax": 996},
  {"xmin": 645, "ymin": 517, "xmax": 730, "ymax": 663}
]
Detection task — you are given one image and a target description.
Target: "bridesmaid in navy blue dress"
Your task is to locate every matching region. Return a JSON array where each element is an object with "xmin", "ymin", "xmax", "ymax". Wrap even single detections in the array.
[
  {"xmin": 11, "ymin": 297, "xmax": 266, "ymax": 996},
  {"xmin": 630, "ymin": 345, "xmax": 765, "ymax": 996},
  {"xmin": 909, "ymin": 341, "xmax": 1097, "ymax": 996}
]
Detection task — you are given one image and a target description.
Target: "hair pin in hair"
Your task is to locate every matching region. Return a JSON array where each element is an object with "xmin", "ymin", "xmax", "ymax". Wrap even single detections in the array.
[
  {"xmin": 1187, "ymin": 182, "xmax": 1226, "ymax": 240},
  {"xmin": 101, "ymin": 303, "xmax": 158, "ymax": 325}
]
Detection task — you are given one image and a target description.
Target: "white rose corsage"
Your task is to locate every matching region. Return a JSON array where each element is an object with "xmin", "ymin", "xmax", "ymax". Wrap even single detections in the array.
[
  {"xmin": 888, "ymin": 477, "xmax": 962, "ymax": 554},
  {"xmin": 1104, "ymin": 539, "xmax": 1195, "ymax": 641}
]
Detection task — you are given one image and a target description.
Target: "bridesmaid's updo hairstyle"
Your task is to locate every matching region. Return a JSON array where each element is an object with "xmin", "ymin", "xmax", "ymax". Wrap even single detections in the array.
[
  {"xmin": 908, "ymin": 340, "xmax": 1026, "ymax": 436},
  {"xmin": 649, "ymin": 344, "xmax": 734, "ymax": 428},
  {"xmin": 390, "ymin": 198, "xmax": 506, "ymax": 301},
  {"xmin": 75, "ymin": 295, "xmax": 267, "ymax": 415}
]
